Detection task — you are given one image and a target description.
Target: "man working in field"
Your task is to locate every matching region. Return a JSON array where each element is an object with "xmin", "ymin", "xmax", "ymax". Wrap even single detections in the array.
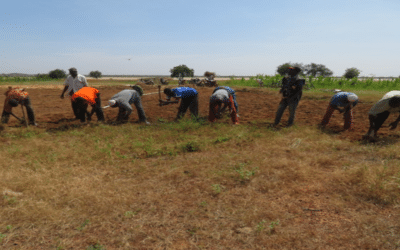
[
  {"xmin": 320, "ymin": 92, "xmax": 359, "ymax": 130},
  {"xmin": 159, "ymin": 87, "xmax": 198, "ymax": 120},
  {"xmin": 1, "ymin": 87, "xmax": 37, "ymax": 126},
  {"xmin": 60, "ymin": 67, "xmax": 88, "ymax": 119},
  {"xmin": 107, "ymin": 85, "xmax": 150, "ymax": 124},
  {"xmin": 71, "ymin": 86, "xmax": 104, "ymax": 123},
  {"xmin": 363, "ymin": 90, "xmax": 400, "ymax": 141},
  {"xmin": 208, "ymin": 86, "xmax": 239, "ymax": 125},
  {"xmin": 273, "ymin": 66, "xmax": 305, "ymax": 127}
]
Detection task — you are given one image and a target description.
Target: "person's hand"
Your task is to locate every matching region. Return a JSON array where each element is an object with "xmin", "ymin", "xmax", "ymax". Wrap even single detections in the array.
[
  {"xmin": 389, "ymin": 121, "xmax": 398, "ymax": 130},
  {"xmin": 338, "ymin": 109, "xmax": 344, "ymax": 114},
  {"xmin": 60, "ymin": 94, "xmax": 64, "ymax": 99}
]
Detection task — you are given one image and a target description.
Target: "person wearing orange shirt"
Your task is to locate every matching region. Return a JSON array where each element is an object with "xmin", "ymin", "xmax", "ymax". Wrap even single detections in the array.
[
  {"xmin": 1, "ymin": 87, "xmax": 37, "ymax": 126},
  {"xmin": 71, "ymin": 87, "xmax": 104, "ymax": 123}
]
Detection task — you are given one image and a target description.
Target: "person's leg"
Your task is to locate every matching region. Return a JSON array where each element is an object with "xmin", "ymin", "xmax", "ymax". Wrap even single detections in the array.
[
  {"xmin": 23, "ymin": 97, "xmax": 36, "ymax": 125},
  {"xmin": 188, "ymin": 95, "xmax": 199, "ymax": 119},
  {"xmin": 71, "ymin": 99, "xmax": 79, "ymax": 119},
  {"xmin": 373, "ymin": 111, "xmax": 390, "ymax": 135},
  {"xmin": 133, "ymin": 98, "xmax": 147, "ymax": 122},
  {"xmin": 228, "ymin": 95, "xmax": 239, "ymax": 124},
  {"xmin": 1, "ymin": 110, "xmax": 10, "ymax": 124},
  {"xmin": 287, "ymin": 99, "xmax": 300, "ymax": 126},
  {"xmin": 274, "ymin": 99, "xmax": 288, "ymax": 126},
  {"xmin": 208, "ymin": 101, "xmax": 219, "ymax": 122},
  {"xmin": 320, "ymin": 104, "xmax": 335, "ymax": 127},
  {"xmin": 343, "ymin": 108, "xmax": 354, "ymax": 130},
  {"xmin": 75, "ymin": 98, "xmax": 88, "ymax": 122},
  {"xmin": 176, "ymin": 98, "xmax": 190, "ymax": 120},
  {"xmin": 93, "ymin": 96, "xmax": 104, "ymax": 122}
]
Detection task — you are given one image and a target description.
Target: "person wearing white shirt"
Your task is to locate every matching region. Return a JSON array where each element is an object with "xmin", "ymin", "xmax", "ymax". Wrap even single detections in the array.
[
  {"xmin": 60, "ymin": 67, "xmax": 88, "ymax": 119},
  {"xmin": 364, "ymin": 90, "xmax": 400, "ymax": 140}
]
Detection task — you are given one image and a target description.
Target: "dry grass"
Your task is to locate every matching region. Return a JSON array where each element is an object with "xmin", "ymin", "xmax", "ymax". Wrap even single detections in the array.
[{"xmin": 0, "ymin": 116, "xmax": 399, "ymax": 249}]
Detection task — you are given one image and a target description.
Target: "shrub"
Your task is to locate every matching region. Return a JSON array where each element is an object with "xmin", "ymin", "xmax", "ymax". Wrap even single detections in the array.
[
  {"xmin": 89, "ymin": 71, "xmax": 102, "ymax": 79},
  {"xmin": 343, "ymin": 67, "xmax": 361, "ymax": 79},
  {"xmin": 48, "ymin": 69, "xmax": 67, "ymax": 79},
  {"xmin": 170, "ymin": 65, "xmax": 194, "ymax": 78}
]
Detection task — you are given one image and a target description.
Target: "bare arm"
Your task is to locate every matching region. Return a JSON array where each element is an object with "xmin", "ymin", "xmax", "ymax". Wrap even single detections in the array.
[{"xmin": 60, "ymin": 86, "xmax": 68, "ymax": 99}]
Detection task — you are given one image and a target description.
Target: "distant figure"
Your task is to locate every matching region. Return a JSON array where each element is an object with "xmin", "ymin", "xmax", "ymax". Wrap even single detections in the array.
[
  {"xmin": 274, "ymin": 67, "xmax": 305, "ymax": 127},
  {"xmin": 1, "ymin": 87, "xmax": 36, "ymax": 125},
  {"xmin": 363, "ymin": 90, "xmax": 400, "ymax": 141},
  {"xmin": 320, "ymin": 92, "xmax": 359, "ymax": 130},
  {"xmin": 160, "ymin": 87, "xmax": 198, "ymax": 120},
  {"xmin": 107, "ymin": 86, "xmax": 150, "ymax": 124},
  {"xmin": 71, "ymin": 87, "xmax": 104, "ymax": 123},
  {"xmin": 209, "ymin": 86, "xmax": 239, "ymax": 125},
  {"xmin": 60, "ymin": 67, "xmax": 88, "ymax": 119}
]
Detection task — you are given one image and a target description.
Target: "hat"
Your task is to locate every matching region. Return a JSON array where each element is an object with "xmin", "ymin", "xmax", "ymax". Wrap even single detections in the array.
[
  {"xmin": 69, "ymin": 67, "xmax": 77, "ymax": 72},
  {"xmin": 131, "ymin": 85, "xmax": 143, "ymax": 96},
  {"xmin": 108, "ymin": 100, "xmax": 116, "ymax": 106},
  {"xmin": 347, "ymin": 94, "xmax": 358, "ymax": 102}
]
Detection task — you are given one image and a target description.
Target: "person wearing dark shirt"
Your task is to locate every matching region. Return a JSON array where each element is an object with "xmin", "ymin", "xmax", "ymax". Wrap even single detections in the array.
[{"xmin": 273, "ymin": 67, "xmax": 305, "ymax": 127}]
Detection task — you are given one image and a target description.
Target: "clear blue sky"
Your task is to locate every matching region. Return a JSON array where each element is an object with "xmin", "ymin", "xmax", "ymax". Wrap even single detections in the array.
[{"xmin": 1, "ymin": 0, "xmax": 399, "ymax": 76}]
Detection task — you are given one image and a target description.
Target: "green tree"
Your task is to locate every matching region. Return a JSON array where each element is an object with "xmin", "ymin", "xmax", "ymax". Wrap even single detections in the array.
[
  {"xmin": 343, "ymin": 67, "xmax": 361, "ymax": 79},
  {"xmin": 304, "ymin": 63, "xmax": 333, "ymax": 77},
  {"xmin": 170, "ymin": 65, "xmax": 194, "ymax": 77},
  {"xmin": 276, "ymin": 62, "xmax": 304, "ymax": 76},
  {"xmin": 89, "ymin": 70, "xmax": 102, "ymax": 79},
  {"xmin": 48, "ymin": 69, "xmax": 67, "ymax": 79}
]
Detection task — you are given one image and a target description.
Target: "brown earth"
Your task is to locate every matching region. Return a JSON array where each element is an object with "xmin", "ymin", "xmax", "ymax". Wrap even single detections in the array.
[{"xmin": 0, "ymin": 85, "xmax": 397, "ymax": 142}]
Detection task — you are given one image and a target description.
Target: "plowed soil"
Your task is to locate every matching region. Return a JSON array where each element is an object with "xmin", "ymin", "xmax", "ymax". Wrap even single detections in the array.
[{"xmin": 1, "ymin": 85, "xmax": 398, "ymax": 142}]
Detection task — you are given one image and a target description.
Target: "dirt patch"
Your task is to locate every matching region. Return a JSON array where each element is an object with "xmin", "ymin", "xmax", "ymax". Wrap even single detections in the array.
[{"xmin": 0, "ymin": 85, "xmax": 396, "ymax": 142}]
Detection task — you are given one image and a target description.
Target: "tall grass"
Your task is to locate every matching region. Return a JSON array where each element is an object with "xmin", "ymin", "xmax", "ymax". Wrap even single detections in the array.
[{"xmin": 223, "ymin": 75, "xmax": 400, "ymax": 91}]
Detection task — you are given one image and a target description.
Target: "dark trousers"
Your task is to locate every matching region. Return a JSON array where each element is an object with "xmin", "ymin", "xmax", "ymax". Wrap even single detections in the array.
[
  {"xmin": 177, "ymin": 95, "xmax": 198, "ymax": 120},
  {"xmin": 1, "ymin": 97, "xmax": 36, "ymax": 124},
  {"xmin": 71, "ymin": 99, "xmax": 80, "ymax": 119},
  {"xmin": 74, "ymin": 97, "xmax": 104, "ymax": 122},
  {"xmin": 366, "ymin": 111, "xmax": 390, "ymax": 136},
  {"xmin": 274, "ymin": 97, "xmax": 300, "ymax": 126}
]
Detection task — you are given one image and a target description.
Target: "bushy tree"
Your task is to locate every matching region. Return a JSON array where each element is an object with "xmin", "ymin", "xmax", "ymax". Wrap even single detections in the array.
[
  {"xmin": 170, "ymin": 64, "xmax": 194, "ymax": 77},
  {"xmin": 49, "ymin": 69, "xmax": 67, "ymax": 79},
  {"xmin": 343, "ymin": 67, "xmax": 361, "ymax": 79},
  {"xmin": 89, "ymin": 70, "xmax": 102, "ymax": 79},
  {"xmin": 304, "ymin": 63, "xmax": 333, "ymax": 77},
  {"xmin": 276, "ymin": 62, "xmax": 304, "ymax": 76}
]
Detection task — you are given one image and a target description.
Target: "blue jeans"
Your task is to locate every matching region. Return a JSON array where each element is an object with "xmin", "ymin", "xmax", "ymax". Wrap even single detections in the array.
[{"xmin": 274, "ymin": 97, "xmax": 300, "ymax": 126}]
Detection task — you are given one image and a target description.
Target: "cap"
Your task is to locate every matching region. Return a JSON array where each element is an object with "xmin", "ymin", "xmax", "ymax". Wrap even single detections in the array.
[
  {"xmin": 347, "ymin": 94, "xmax": 358, "ymax": 102},
  {"xmin": 108, "ymin": 100, "xmax": 116, "ymax": 106},
  {"xmin": 131, "ymin": 85, "xmax": 144, "ymax": 96},
  {"xmin": 69, "ymin": 67, "xmax": 77, "ymax": 72}
]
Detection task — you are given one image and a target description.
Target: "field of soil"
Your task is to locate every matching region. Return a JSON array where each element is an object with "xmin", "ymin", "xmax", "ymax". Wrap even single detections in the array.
[{"xmin": 1, "ymin": 84, "xmax": 398, "ymax": 142}]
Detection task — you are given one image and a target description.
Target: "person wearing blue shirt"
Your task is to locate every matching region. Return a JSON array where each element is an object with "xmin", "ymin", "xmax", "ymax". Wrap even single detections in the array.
[
  {"xmin": 320, "ymin": 92, "xmax": 359, "ymax": 130},
  {"xmin": 160, "ymin": 87, "xmax": 199, "ymax": 120}
]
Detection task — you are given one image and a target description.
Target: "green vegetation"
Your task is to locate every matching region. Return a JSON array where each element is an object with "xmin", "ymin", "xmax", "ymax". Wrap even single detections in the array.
[
  {"xmin": 89, "ymin": 70, "xmax": 102, "ymax": 79},
  {"xmin": 170, "ymin": 64, "xmax": 194, "ymax": 77}
]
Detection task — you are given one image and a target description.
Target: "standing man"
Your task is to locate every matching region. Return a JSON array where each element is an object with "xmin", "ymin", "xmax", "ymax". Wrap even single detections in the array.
[
  {"xmin": 320, "ymin": 92, "xmax": 359, "ymax": 130},
  {"xmin": 1, "ymin": 87, "xmax": 36, "ymax": 126},
  {"xmin": 159, "ymin": 87, "xmax": 198, "ymax": 120},
  {"xmin": 273, "ymin": 67, "xmax": 305, "ymax": 127},
  {"xmin": 209, "ymin": 86, "xmax": 239, "ymax": 125},
  {"xmin": 71, "ymin": 86, "xmax": 104, "ymax": 123},
  {"xmin": 107, "ymin": 85, "xmax": 150, "ymax": 124},
  {"xmin": 60, "ymin": 67, "xmax": 88, "ymax": 119},
  {"xmin": 363, "ymin": 91, "xmax": 400, "ymax": 141}
]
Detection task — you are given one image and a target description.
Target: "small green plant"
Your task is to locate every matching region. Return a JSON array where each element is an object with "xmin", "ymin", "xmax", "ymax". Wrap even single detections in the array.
[
  {"xmin": 256, "ymin": 220, "xmax": 267, "ymax": 232},
  {"xmin": 6, "ymin": 225, "xmax": 12, "ymax": 231},
  {"xmin": 200, "ymin": 201, "xmax": 207, "ymax": 207},
  {"xmin": 235, "ymin": 164, "xmax": 258, "ymax": 182},
  {"xmin": 77, "ymin": 219, "xmax": 90, "ymax": 231},
  {"xmin": 0, "ymin": 233, "xmax": 6, "ymax": 243},
  {"xmin": 3, "ymin": 195, "xmax": 17, "ymax": 205},
  {"xmin": 214, "ymin": 136, "xmax": 230, "ymax": 143},
  {"xmin": 212, "ymin": 184, "xmax": 222, "ymax": 194},
  {"xmin": 269, "ymin": 220, "xmax": 280, "ymax": 234},
  {"xmin": 182, "ymin": 141, "xmax": 200, "ymax": 152},
  {"xmin": 86, "ymin": 243, "xmax": 105, "ymax": 250}
]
